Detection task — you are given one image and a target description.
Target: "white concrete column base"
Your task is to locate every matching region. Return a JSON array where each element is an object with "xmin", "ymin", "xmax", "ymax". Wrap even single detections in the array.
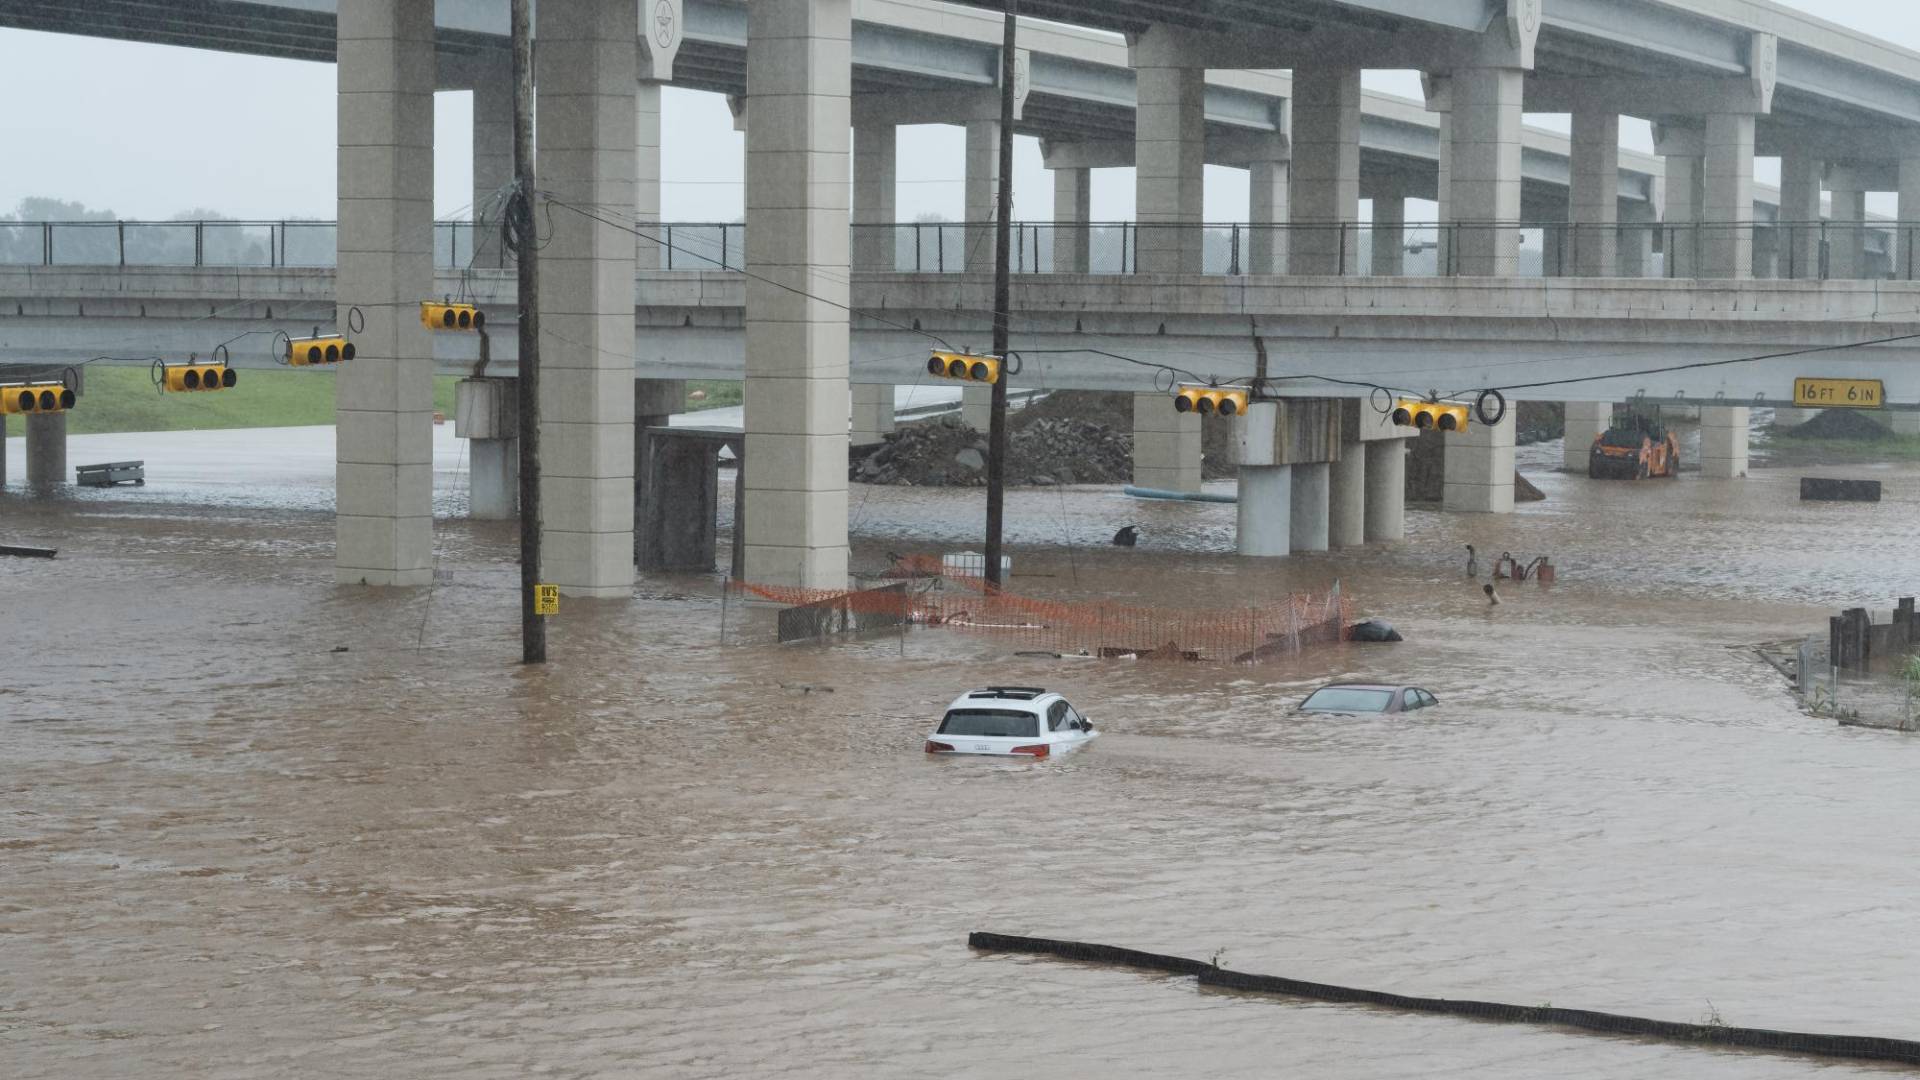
[
  {"xmin": 1363, "ymin": 439, "xmax": 1406, "ymax": 542},
  {"xmin": 1289, "ymin": 461, "xmax": 1330, "ymax": 551},
  {"xmin": 1132, "ymin": 391, "xmax": 1201, "ymax": 493},
  {"xmin": 1563, "ymin": 400, "xmax": 1611, "ymax": 472},
  {"xmin": 24, "ymin": 410, "xmax": 66, "ymax": 486},
  {"xmin": 1328, "ymin": 443, "xmax": 1365, "ymax": 546},
  {"xmin": 469, "ymin": 438, "xmax": 519, "ymax": 519},
  {"xmin": 961, "ymin": 385, "xmax": 992, "ymax": 433},
  {"xmin": 1699, "ymin": 406, "xmax": 1749, "ymax": 478},
  {"xmin": 852, "ymin": 384, "xmax": 896, "ymax": 445},
  {"xmin": 1237, "ymin": 464, "xmax": 1291, "ymax": 557},
  {"xmin": 1443, "ymin": 409, "xmax": 1515, "ymax": 513}
]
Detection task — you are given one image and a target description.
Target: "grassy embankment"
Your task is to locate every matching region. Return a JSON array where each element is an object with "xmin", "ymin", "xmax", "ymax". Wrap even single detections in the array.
[
  {"xmin": 2, "ymin": 370, "xmax": 740, "ymax": 437},
  {"xmin": 1763, "ymin": 432, "xmax": 1920, "ymax": 462}
]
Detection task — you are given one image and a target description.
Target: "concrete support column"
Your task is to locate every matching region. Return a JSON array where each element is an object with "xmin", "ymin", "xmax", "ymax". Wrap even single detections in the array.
[
  {"xmin": 1369, "ymin": 192, "xmax": 1404, "ymax": 277},
  {"xmin": 1052, "ymin": 166, "xmax": 1090, "ymax": 273},
  {"xmin": 1132, "ymin": 391, "xmax": 1201, "ymax": 493},
  {"xmin": 1362, "ymin": 439, "xmax": 1405, "ymax": 542},
  {"xmin": 851, "ymin": 384, "xmax": 895, "ymax": 445},
  {"xmin": 1248, "ymin": 159, "xmax": 1289, "ymax": 274},
  {"xmin": 1563, "ymin": 400, "xmax": 1611, "ymax": 472},
  {"xmin": 1700, "ymin": 406, "xmax": 1749, "ymax": 478},
  {"xmin": 1752, "ymin": 226, "xmax": 1779, "ymax": 279},
  {"xmin": 1700, "ymin": 113, "xmax": 1754, "ymax": 279},
  {"xmin": 1829, "ymin": 188, "xmax": 1868, "ymax": 280},
  {"xmin": 741, "ymin": 0, "xmax": 852, "ymax": 590},
  {"xmin": 0, "ymin": 418, "xmax": 8, "ymax": 487},
  {"xmin": 853, "ymin": 122, "xmax": 896, "ymax": 271},
  {"xmin": 1327, "ymin": 443, "xmax": 1365, "ymax": 547},
  {"xmin": 1434, "ymin": 112, "xmax": 1453, "ymax": 272},
  {"xmin": 636, "ymin": 81, "xmax": 666, "ymax": 269},
  {"xmin": 1448, "ymin": 67, "xmax": 1523, "ymax": 277},
  {"xmin": 964, "ymin": 119, "xmax": 1002, "ymax": 275},
  {"xmin": 1288, "ymin": 462, "xmax": 1330, "ymax": 552},
  {"xmin": 1443, "ymin": 407, "xmax": 1515, "ymax": 513},
  {"xmin": 1618, "ymin": 203, "xmax": 1655, "ymax": 277},
  {"xmin": 1779, "ymin": 153, "xmax": 1822, "ymax": 280},
  {"xmin": 335, "ymin": 0, "xmax": 435, "ymax": 587},
  {"xmin": 1663, "ymin": 153, "xmax": 1702, "ymax": 277},
  {"xmin": 24, "ymin": 412, "xmax": 65, "ymax": 487},
  {"xmin": 1236, "ymin": 465, "xmax": 1291, "ymax": 558},
  {"xmin": 472, "ymin": 54, "xmax": 513, "ymax": 267},
  {"xmin": 1897, "ymin": 158, "xmax": 1920, "ymax": 280},
  {"xmin": 1133, "ymin": 63, "xmax": 1206, "ymax": 274},
  {"xmin": 1569, "ymin": 109, "xmax": 1619, "ymax": 277},
  {"xmin": 537, "ymin": 0, "xmax": 638, "ymax": 598},
  {"xmin": 1290, "ymin": 67, "xmax": 1361, "ymax": 275},
  {"xmin": 961, "ymin": 385, "xmax": 992, "ymax": 432},
  {"xmin": 470, "ymin": 439, "xmax": 519, "ymax": 519}
]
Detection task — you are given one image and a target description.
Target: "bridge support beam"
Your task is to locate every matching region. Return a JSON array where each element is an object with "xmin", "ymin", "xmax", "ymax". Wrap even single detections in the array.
[
  {"xmin": 25, "ymin": 412, "xmax": 65, "ymax": 488},
  {"xmin": 741, "ymin": 0, "xmax": 851, "ymax": 590},
  {"xmin": 1328, "ymin": 440, "xmax": 1365, "ymax": 547},
  {"xmin": 853, "ymin": 122, "xmax": 896, "ymax": 271},
  {"xmin": 334, "ymin": 0, "xmax": 435, "ymax": 587},
  {"xmin": 1563, "ymin": 400, "xmax": 1611, "ymax": 473},
  {"xmin": 1662, "ymin": 150, "xmax": 1702, "ymax": 278},
  {"xmin": 1363, "ymin": 440, "xmax": 1405, "ymax": 543},
  {"xmin": 1569, "ymin": 110, "xmax": 1619, "ymax": 277},
  {"xmin": 1052, "ymin": 165, "xmax": 1091, "ymax": 273},
  {"xmin": 1778, "ymin": 153, "xmax": 1822, "ymax": 279},
  {"xmin": 636, "ymin": 81, "xmax": 666, "ymax": 269},
  {"xmin": 1699, "ymin": 406, "xmax": 1749, "ymax": 479},
  {"xmin": 1132, "ymin": 392, "xmax": 1201, "ymax": 493},
  {"xmin": 1701, "ymin": 113, "xmax": 1754, "ymax": 279},
  {"xmin": 1248, "ymin": 159, "xmax": 1289, "ymax": 274},
  {"xmin": 1290, "ymin": 67, "xmax": 1361, "ymax": 276},
  {"xmin": 1443, "ymin": 406, "xmax": 1514, "ymax": 513},
  {"xmin": 964, "ymin": 119, "xmax": 1002, "ymax": 275},
  {"xmin": 962, "ymin": 385, "xmax": 992, "ymax": 432},
  {"xmin": 1448, "ymin": 66, "xmax": 1523, "ymax": 277},
  {"xmin": 455, "ymin": 377, "xmax": 518, "ymax": 519},
  {"xmin": 1133, "ymin": 61, "xmax": 1205, "ymax": 274},
  {"xmin": 851, "ymin": 384, "xmax": 895, "ymax": 446},
  {"xmin": 1619, "ymin": 202, "xmax": 1655, "ymax": 278},
  {"xmin": 1828, "ymin": 188, "xmax": 1868, "ymax": 281},
  {"xmin": 1289, "ymin": 461, "xmax": 1330, "ymax": 552},
  {"xmin": 1368, "ymin": 190, "xmax": 1404, "ymax": 277},
  {"xmin": 473, "ymin": 53, "xmax": 512, "ymax": 268},
  {"xmin": 1237, "ymin": 465, "xmax": 1290, "ymax": 558},
  {"xmin": 1899, "ymin": 158, "xmax": 1920, "ymax": 280}
]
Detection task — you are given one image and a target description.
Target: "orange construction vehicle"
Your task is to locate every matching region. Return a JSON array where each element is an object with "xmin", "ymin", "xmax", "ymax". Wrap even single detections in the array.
[{"xmin": 1587, "ymin": 412, "xmax": 1679, "ymax": 479}]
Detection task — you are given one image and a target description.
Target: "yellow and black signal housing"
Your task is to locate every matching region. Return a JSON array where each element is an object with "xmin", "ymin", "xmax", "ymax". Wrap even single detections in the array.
[
  {"xmin": 1173, "ymin": 384, "xmax": 1249, "ymax": 417},
  {"xmin": 160, "ymin": 359, "xmax": 238, "ymax": 393},
  {"xmin": 1391, "ymin": 398, "xmax": 1471, "ymax": 432},
  {"xmin": 422, "ymin": 300, "xmax": 484, "ymax": 331},
  {"xmin": 927, "ymin": 350, "xmax": 1001, "ymax": 384},
  {"xmin": 0, "ymin": 381, "xmax": 76, "ymax": 414},
  {"xmin": 286, "ymin": 334, "xmax": 355, "ymax": 366}
]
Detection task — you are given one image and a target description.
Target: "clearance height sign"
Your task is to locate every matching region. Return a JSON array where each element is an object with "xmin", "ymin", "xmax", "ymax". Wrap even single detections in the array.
[{"xmin": 1793, "ymin": 377, "xmax": 1884, "ymax": 409}]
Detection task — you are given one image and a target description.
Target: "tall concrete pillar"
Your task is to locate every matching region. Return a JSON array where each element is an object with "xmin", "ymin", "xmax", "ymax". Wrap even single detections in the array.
[
  {"xmin": 24, "ymin": 412, "xmax": 65, "ymax": 487},
  {"xmin": 961, "ymin": 384, "xmax": 992, "ymax": 432},
  {"xmin": 1289, "ymin": 462, "xmax": 1330, "ymax": 552},
  {"xmin": 853, "ymin": 122, "xmax": 896, "ymax": 271},
  {"xmin": 335, "ymin": 0, "xmax": 435, "ymax": 587},
  {"xmin": 1443, "ymin": 407, "xmax": 1515, "ymax": 513},
  {"xmin": 1327, "ymin": 444, "xmax": 1365, "ymax": 547},
  {"xmin": 1368, "ymin": 191, "xmax": 1404, "ymax": 277},
  {"xmin": 1362, "ymin": 439, "xmax": 1405, "ymax": 542},
  {"xmin": 1752, "ymin": 226, "xmax": 1779, "ymax": 279},
  {"xmin": 1133, "ymin": 391, "xmax": 1201, "ymax": 493},
  {"xmin": 1237, "ymin": 465, "xmax": 1291, "ymax": 558},
  {"xmin": 1663, "ymin": 152, "xmax": 1702, "ymax": 277},
  {"xmin": 1700, "ymin": 113, "xmax": 1754, "ymax": 279},
  {"xmin": 472, "ymin": 53, "xmax": 513, "ymax": 268},
  {"xmin": 1829, "ymin": 188, "xmax": 1868, "ymax": 280},
  {"xmin": 1290, "ymin": 67, "xmax": 1361, "ymax": 275},
  {"xmin": 964, "ymin": 119, "xmax": 1002, "ymax": 274},
  {"xmin": 851, "ymin": 384, "xmax": 895, "ymax": 445},
  {"xmin": 636, "ymin": 81, "xmax": 666, "ymax": 268},
  {"xmin": 1248, "ymin": 159, "xmax": 1289, "ymax": 274},
  {"xmin": 1700, "ymin": 406, "xmax": 1749, "ymax": 478},
  {"xmin": 0, "ymin": 417, "xmax": 8, "ymax": 487},
  {"xmin": 1897, "ymin": 158, "xmax": 1920, "ymax": 280},
  {"xmin": 1133, "ymin": 63, "xmax": 1205, "ymax": 274},
  {"xmin": 1563, "ymin": 400, "xmax": 1611, "ymax": 472},
  {"xmin": 1778, "ymin": 153, "xmax": 1822, "ymax": 280},
  {"xmin": 1448, "ymin": 67, "xmax": 1523, "ymax": 277},
  {"xmin": 1052, "ymin": 166, "xmax": 1090, "ymax": 273},
  {"xmin": 1434, "ymin": 110, "xmax": 1453, "ymax": 272},
  {"xmin": 537, "ymin": 0, "xmax": 638, "ymax": 598},
  {"xmin": 1569, "ymin": 109, "xmax": 1619, "ymax": 277},
  {"xmin": 1618, "ymin": 202, "xmax": 1655, "ymax": 278},
  {"xmin": 470, "ymin": 439, "xmax": 519, "ymax": 519},
  {"xmin": 741, "ymin": 0, "xmax": 852, "ymax": 589}
]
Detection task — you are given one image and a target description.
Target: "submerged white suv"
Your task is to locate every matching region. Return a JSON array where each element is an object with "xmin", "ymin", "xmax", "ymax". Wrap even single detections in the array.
[{"xmin": 924, "ymin": 687, "xmax": 1098, "ymax": 759}]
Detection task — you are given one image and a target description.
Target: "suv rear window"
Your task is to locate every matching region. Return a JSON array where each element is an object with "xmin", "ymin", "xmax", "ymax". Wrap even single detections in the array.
[{"xmin": 938, "ymin": 709, "xmax": 1040, "ymax": 738}]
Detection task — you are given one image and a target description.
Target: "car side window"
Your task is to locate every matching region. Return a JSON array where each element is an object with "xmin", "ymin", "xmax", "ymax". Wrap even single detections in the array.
[
  {"xmin": 1420, "ymin": 690, "xmax": 1438, "ymax": 707},
  {"xmin": 1047, "ymin": 701, "xmax": 1069, "ymax": 731},
  {"xmin": 1402, "ymin": 689, "xmax": 1421, "ymax": 711},
  {"xmin": 1062, "ymin": 703, "xmax": 1084, "ymax": 730}
]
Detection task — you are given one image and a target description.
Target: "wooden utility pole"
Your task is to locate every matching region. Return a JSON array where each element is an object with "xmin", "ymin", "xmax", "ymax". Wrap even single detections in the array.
[
  {"xmin": 510, "ymin": 0, "xmax": 546, "ymax": 663},
  {"xmin": 983, "ymin": 0, "xmax": 1016, "ymax": 590}
]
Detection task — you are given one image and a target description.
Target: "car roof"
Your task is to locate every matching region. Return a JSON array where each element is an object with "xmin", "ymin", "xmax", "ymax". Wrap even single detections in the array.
[
  {"xmin": 1310, "ymin": 682, "xmax": 1410, "ymax": 693},
  {"xmin": 946, "ymin": 687, "xmax": 1058, "ymax": 711}
]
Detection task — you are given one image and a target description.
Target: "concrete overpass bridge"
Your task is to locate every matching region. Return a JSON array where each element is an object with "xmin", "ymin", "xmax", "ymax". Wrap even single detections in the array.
[{"xmin": 9, "ymin": 0, "xmax": 1920, "ymax": 594}]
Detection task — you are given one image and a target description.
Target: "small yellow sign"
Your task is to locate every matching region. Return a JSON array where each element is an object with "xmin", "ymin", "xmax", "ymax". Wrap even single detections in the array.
[
  {"xmin": 1794, "ymin": 377, "xmax": 1884, "ymax": 409},
  {"xmin": 534, "ymin": 584, "xmax": 560, "ymax": 616}
]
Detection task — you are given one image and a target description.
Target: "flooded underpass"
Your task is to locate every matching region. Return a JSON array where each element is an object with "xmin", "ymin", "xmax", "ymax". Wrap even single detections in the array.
[{"xmin": 5, "ymin": 427, "xmax": 1920, "ymax": 1078}]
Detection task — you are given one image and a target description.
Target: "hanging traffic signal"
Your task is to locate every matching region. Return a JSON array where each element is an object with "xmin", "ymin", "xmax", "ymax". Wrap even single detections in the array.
[
  {"xmin": 286, "ymin": 334, "xmax": 355, "ymax": 366},
  {"xmin": 1391, "ymin": 398, "xmax": 1470, "ymax": 432},
  {"xmin": 0, "ymin": 382, "xmax": 75, "ymax": 414},
  {"xmin": 1173, "ymin": 384, "xmax": 1249, "ymax": 416},
  {"xmin": 421, "ymin": 301, "xmax": 484, "ymax": 331},
  {"xmin": 160, "ymin": 360, "xmax": 237, "ymax": 393},
  {"xmin": 927, "ymin": 350, "xmax": 1001, "ymax": 384}
]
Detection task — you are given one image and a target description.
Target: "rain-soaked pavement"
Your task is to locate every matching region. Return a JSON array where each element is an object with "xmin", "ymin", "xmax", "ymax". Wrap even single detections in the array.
[{"xmin": 4, "ymin": 425, "xmax": 1920, "ymax": 1078}]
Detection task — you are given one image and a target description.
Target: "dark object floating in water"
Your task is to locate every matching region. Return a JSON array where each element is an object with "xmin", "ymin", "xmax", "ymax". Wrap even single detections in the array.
[
  {"xmin": 0, "ymin": 544, "xmax": 56, "ymax": 559},
  {"xmin": 1347, "ymin": 618, "xmax": 1402, "ymax": 643},
  {"xmin": 1112, "ymin": 524, "xmax": 1140, "ymax": 547}
]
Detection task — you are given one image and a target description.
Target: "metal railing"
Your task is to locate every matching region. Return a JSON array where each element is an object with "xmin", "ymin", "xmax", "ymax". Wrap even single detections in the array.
[{"xmin": 0, "ymin": 218, "xmax": 1913, "ymax": 281}]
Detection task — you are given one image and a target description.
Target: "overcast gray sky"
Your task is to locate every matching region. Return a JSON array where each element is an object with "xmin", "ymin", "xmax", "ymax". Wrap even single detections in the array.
[{"xmin": 1, "ymin": 0, "xmax": 1916, "ymax": 224}]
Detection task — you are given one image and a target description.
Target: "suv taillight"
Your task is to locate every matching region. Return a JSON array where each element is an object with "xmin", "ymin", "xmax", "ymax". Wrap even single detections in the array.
[
  {"xmin": 924, "ymin": 740, "xmax": 954, "ymax": 753},
  {"xmin": 1009, "ymin": 744, "xmax": 1050, "ymax": 758}
]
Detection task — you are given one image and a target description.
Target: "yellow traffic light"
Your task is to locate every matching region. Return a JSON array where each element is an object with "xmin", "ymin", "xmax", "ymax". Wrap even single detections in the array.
[
  {"xmin": 0, "ymin": 382, "xmax": 75, "ymax": 414},
  {"xmin": 421, "ymin": 301, "xmax": 484, "ymax": 331},
  {"xmin": 1173, "ymin": 384, "xmax": 1249, "ymax": 416},
  {"xmin": 1391, "ymin": 398, "xmax": 1470, "ymax": 432},
  {"xmin": 286, "ymin": 334, "xmax": 355, "ymax": 366},
  {"xmin": 161, "ymin": 361, "xmax": 238, "ymax": 393},
  {"xmin": 927, "ymin": 350, "xmax": 1001, "ymax": 384}
]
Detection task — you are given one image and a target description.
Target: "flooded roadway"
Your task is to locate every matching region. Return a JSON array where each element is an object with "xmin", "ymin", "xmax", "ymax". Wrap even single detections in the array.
[{"xmin": 4, "ymin": 426, "xmax": 1920, "ymax": 1078}]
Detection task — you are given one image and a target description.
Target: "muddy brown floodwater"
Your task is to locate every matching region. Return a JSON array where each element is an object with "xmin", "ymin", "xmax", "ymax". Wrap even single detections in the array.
[{"xmin": 5, "ymin": 427, "xmax": 1920, "ymax": 1078}]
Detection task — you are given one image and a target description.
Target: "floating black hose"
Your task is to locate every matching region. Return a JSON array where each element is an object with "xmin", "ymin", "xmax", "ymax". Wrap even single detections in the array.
[{"xmin": 967, "ymin": 932, "xmax": 1920, "ymax": 1068}]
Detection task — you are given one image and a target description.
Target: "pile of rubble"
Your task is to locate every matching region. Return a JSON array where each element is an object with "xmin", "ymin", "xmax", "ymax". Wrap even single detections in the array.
[{"xmin": 851, "ymin": 413, "xmax": 1132, "ymax": 486}]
